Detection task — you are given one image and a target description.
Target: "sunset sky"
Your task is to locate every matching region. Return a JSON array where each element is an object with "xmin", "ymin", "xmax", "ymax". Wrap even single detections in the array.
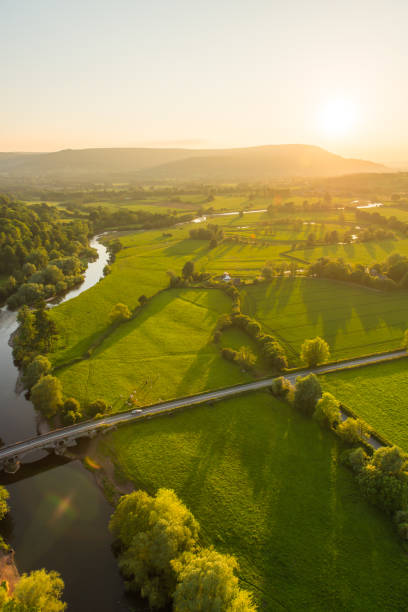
[{"xmin": 1, "ymin": 0, "xmax": 407, "ymax": 162}]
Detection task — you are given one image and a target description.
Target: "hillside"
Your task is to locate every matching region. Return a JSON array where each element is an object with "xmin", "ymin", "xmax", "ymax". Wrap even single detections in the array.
[{"xmin": 0, "ymin": 144, "xmax": 387, "ymax": 183}]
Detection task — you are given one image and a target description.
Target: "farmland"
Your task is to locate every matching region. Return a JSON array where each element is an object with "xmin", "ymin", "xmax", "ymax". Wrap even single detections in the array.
[
  {"xmin": 99, "ymin": 392, "xmax": 408, "ymax": 611},
  {"xmin": 294, "ymin": 237, "xmax": 408, "ymax": 264},
  {"xmin": 56, "ymin": 288, "xmax": 252, "ymax": 407},
  {"xmin": 320, "ymin": 358, "xmax": 408, "ymax": 451},
  {"xmin": 241, "ymin": 277, "xmax": 407, "ymax": 363}
]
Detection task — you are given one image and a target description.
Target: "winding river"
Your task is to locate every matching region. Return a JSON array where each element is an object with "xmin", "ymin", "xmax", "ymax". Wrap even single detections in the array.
[{"xmin": 0, "ymin": 237, "xmax": 135, "ymax": 611}]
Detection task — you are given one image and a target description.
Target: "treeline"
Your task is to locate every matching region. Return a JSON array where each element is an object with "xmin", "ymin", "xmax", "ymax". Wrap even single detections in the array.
[
  {"xmin": 356, "ymin": 208, "xmax": 408, "ymax": 235},
  {"xmin": 217, "ymin": 312, "xmax": 288, "ymax": 371},
  {"xmin": 0, "ymin": 196, "xmax": 94, "ymax": 307},
  {"xmin": 88, "ymin": 207, "xmax": 193, "ymax": 232},
  {"xmin": 271, "ymin": 373, "xmax": 408, "ymax": 541},
  {"xmin": 189, "ymin": 223, "xmax": 224, "ymax": 247},
  {"xmin": 309, "ymin": 253, "xmax": 408, "ymax": 290},
  {"xmin": 109, "ymin": 488, "xmax": 257, "ymax": 610}
]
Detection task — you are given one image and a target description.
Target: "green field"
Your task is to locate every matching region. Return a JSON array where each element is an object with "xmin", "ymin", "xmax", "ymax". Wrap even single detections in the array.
[
  {"xmin": 241, "ymin": 278, "xmax": 407, "ymax": 363},
  {"xmin": 321, "ymin": 358, "xmax": 408, "ymax": 451},
  {"xmin": 294, "ymin": 237, "xmax": 408, "ymax": 264},
  {"xmin": 100, "ymin": 393, "xmax": 408, "ymax": 611},
  {"xmin": 56, "ymin": 288, "xmax": 252, "ymax": 408}
]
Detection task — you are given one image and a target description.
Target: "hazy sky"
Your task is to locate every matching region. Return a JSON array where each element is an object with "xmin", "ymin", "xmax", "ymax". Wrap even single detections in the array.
[{"xmin": 1, "ymin": 0, "xmax": 407, "ymax": 161}]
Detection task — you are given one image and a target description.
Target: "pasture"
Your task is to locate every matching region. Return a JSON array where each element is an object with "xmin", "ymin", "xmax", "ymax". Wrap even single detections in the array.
[
  {"xmin": 294, "ymin": 237, "xmax": 408, "ymax": 264},
  {"xmin": 55, "ymin": 288, "xmax": 252, "ymax": 408},
  {"xmin": 320, "ymin": 358, "xmax": 408, "ymax": 451},
  {"xmin": 99, "ymin": 392, "xmax": 408, "ymax": 611},
  {"xmin": 241, "ymin": 278, "xmax": 407, "ymax": 363}
]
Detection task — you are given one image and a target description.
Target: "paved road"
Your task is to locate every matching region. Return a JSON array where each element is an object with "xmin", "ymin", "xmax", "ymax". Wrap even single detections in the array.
[{"xmin": 0, "ymin": 349, "xmax": 406, "ymax": 464}]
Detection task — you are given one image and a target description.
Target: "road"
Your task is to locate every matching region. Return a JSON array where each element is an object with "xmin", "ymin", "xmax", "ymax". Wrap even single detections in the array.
[{"xmin": 0, "ymin": 349, "xmax": 406, "ymax": 464}]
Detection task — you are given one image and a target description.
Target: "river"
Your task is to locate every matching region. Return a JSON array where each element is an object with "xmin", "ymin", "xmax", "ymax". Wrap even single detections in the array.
[{"xmin": 0, "ymin": 237, "xmax": 135, "ymax": 611}]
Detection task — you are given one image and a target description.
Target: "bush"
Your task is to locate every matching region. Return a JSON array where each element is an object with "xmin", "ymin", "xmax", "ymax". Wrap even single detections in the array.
[
  {"xmin": 293, "ymin": 373, "xmax": 322, "ymax": 416},
  {"xmin": 235, "ymin": 346, "xmax": 256, "ymax": 369},
  {"xmin": 313, "ymin": 392, "xmax": 341, "ymax": 429}
]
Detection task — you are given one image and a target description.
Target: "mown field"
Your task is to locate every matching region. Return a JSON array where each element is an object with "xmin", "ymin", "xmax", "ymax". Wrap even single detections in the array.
[
  {"xmin": 56, "ymin": 288, "xmax": 252, "ymax": 408},
  {"xmin": 241, "ymin": 278, "xmax": 407, "ymax": 363},
  {"xmin": 99, "ymin": 392, "xmax": 408, "ymax": 611},
  {"xmin": 321, "ymin": 358, "xmax": 408, "ymax": 451}
]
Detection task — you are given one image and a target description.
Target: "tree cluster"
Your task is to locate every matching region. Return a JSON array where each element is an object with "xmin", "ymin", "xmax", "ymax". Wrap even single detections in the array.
[
  {"xmin": 0, "ymin": 569, "xmax": 66, "ymax": 611},
  {"xmin": 309, "ymin": 257, "xmax": 397, "ymax": 291},
  {"xmin": 109, "ymin": 488, "xmax": 256, "ymax": 610},
  {"xmin": 0, "ymin": 196, "xmax": 93, "ymax": 307}
]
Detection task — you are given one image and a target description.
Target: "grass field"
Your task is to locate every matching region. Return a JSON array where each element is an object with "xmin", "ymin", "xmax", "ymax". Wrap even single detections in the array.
[
  {"xmin": 321, "ymin": 358, "xmax": 408, "ymax": 451},
  {"xmin": 241, "ymin": 278, "xmax": 407, "ymax": 363},
  {"xmin": 294, "ymin": 237, "xmax": 408, "ymax": 264},
  {"xmin": 99, "ymin": 392, "xmax": 408, "ymax": 611},
  {"xmin": 56, "ymin": 288, "xmax": 252, "ymax": 408}
]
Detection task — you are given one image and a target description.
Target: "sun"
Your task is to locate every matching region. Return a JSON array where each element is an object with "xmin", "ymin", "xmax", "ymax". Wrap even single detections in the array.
[{"xmin": 319, "ymin": 99, "xmax": 358, "ymax": 138}]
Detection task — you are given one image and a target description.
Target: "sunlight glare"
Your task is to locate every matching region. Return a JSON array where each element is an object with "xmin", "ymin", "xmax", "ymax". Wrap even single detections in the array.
[{"xmin": 319, "ymin": 99, "xmax": 358, "ymax": 138}]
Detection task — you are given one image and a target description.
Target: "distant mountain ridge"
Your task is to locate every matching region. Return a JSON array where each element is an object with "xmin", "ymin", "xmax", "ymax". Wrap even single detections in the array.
[{"xmin": 0, "ymin": 144, "xmax": 388, "ymax": 182}]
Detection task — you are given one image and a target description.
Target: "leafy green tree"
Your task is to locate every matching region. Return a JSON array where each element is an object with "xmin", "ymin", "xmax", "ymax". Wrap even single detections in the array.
[
  {"xmin": 87, "ymin": 398, "xmax": 108, "ymax": 417},
  {"xmin": 313, "ymin": 392, "xmax": 341, "ymax": 429},
  {"xmin": 23, "ymin": 355, "xmax": 52, "ymax": 389},
  {"xmin": 0, "ymin": 487, "xmax": 9, "ymax": 520},
  {"xmin": 357, "ymin": 464, "xmax": 408, "ymax": 515},
  {"xmin": 31, "ymin": 375, "xmax": 63, "ymax": 418},
  {"xmin": 138, "ymin": 294, "xmax": 148, "ymax": 306},
  {"xmin": 293, "ymin": 373, "xmax": 322, "ymax": 416},
  {"xmin": 109, "ymin": 489, "xmax": 199, "ymax": 609},
  {"xmin": 182, "ymin": 260, "xmax": 194, "ymax": 279},
  {"xmin": 34, "ymin": 302, "xmax": 59, "ymax": 352},
  {"xmin": 270, "ymin": 376, "xmax": 293, "ymax": 399},
  {"xmin": 342, "ymin": 446, "xmax": 369, "ymax": 473},
  {"xmin": 7, "ymin": 569, "xmax": 66, "ymax": 611},
  {"xmin": 262, "ymin": 266, "xmax": 273, "ymax": 280},
  {"xmin": 109, "ymin": 303, "xmax": 131, "ymax": 324},
  {"xmin": 172, "ymin": 548, "xmax": 257, "ymax": 612},
  {"xmin": 336, "ymin": 417, "xmax": 370, "ymax": 445},
  {"xmin": 372, "ymin": 446, "xmax": 408, "ymax": 475},
  {"xmin": 300, "ymin": 337, "xmax": 330, "ymax": 367}
]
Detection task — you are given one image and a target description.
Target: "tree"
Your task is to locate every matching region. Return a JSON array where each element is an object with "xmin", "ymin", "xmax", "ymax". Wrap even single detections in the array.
[
  {"xmin": 182, "ymin": 260, "xmax": 194, "ymax": 279},
  {"xmin": 313, "ymin": 392, "xmax": 341, "ymax": 429},
  {"xmin": 172, "ymin": 548, "xmax": 257, "ymax": 612},
  {"xmin": 0, "ymin": 486, "xmax": 9, "ymax": 520},
  {"xmin": 34, "ymin": 302, "xmax": 59, "ymax": 352},
  {"xmin": 31, "ymin": 375, "xmax": 63, "ymax": 418},
  {"xmin": 23, "ymin": 355, "xmax": 52, "ymax": 389},
  {"xmin": 109, "ymin": 302, "xmax": 131, "ymax": 324},
  {"xmin": 300, "ymin": 337, "xmax": 330, "ymax": 367},
  {"xmin": 372, "ymin": 446, "xmax": 408, "ymax": 475},
  {"xmin": 88, "ymin": 398, "xmax": 108, "ymax": 417},
  {"xmin": 262, "ymin": 266, "xmax": 273, "ymax": 280},
  {"xmin": 109, "ymin": 489, "xmax": 199, "ymax": 609},
  {"xmin": 9, "ymin": 569, "xmax": 66, "ymax": 611},
  {"xmin": 336, "ymin": 417, "xmax": 370, "ymax": 445},
  {"xmin": 138, "ymin": 294, "xmax": 148, "ymax": 306},
  {"xmin": 293, "ymin": 373, "xmax": 322, "ymax": 416}
]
